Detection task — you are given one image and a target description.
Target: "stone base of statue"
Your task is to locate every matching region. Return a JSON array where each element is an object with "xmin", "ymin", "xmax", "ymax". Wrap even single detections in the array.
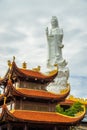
[{"xmin": 47, "ymin": 64, "xmax": 69, "ymax": 94}]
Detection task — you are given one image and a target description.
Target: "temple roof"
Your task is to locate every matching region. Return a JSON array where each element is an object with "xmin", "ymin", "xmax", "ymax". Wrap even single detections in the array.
[
  {"xmin": 15, "ymin": 87, "xmax": 70, "ymax": 101},
  {"xmin": 0, "ymin": 80, "xmax": 70, "ymax": 102},
  {"xmin": 0, "ymin": 104, "xmax": 85, "ymax": 125},
  {"xmin": 0, "ymin": 61, "xmax": 58, "ymax": 84},
  {"xmin": 19, "ymin": 68, "xmax": 57, "ymax": 79},
  {"xmin": 11, "ymin": 110, "xmax": 85, "ymax": 124},
  {"xmin": 60, "ymin": 97, "xmax": 87, "ymax": 107},
  {"xmin": 60, "ymin": 99, "xmax": 75, "ymax": 106}
]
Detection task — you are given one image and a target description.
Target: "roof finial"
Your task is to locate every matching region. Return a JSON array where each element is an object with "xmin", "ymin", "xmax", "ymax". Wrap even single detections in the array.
[
  {"xmin": 22, "ymin": 62, "xmax": 27, "ymax": 69},
  {"xmin": 4, "ymin": 96, "xmax": 7, "ymax": 105},
  {"xmin": 32, "ymin": 66, "xmax": 41, "ymax": 72},
  {"xmin": 7, "ymin": 60, "xmax": 12, "ymax": 68},
  {"xmin": 54, "ymin": 63, "xmax": 58, "ymax": 70},
  {"xmin": 13, "ymin": 56, "xmax": 15, "ymax": 62},
  {"xmin": 8, "ymin": 73, "xmax": 11, "ymax": 80}
]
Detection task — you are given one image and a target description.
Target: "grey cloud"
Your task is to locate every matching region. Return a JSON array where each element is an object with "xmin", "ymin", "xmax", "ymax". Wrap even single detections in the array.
[
  {"xmin": 0, "ymin": 29, "xmax": 27, "ymax": 43},
  {"xmin": 70, "ymin": 76, "xmax": 87, "ymax": 98},
  {"xmin": 64, "ymin": 29, "xmax": 83, "ymax": 42},
  {"xmin": 0, "ymin": 46, "xmax": 19, "ymax": 55},
  {"xmin": 69, "ymin": 47, "xmax": 87, "ymax": 70}
]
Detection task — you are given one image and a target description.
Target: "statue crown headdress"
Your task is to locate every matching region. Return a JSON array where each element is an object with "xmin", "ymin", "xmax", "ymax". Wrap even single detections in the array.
[{"xmin": 51, "ymin": 16, "xmax": 59, "ymax": 27}]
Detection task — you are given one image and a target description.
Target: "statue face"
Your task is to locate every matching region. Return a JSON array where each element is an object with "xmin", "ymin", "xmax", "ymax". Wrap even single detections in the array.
[{"xmin": 51, "ymin": 16, "xmax": 58, "ymax": 28}]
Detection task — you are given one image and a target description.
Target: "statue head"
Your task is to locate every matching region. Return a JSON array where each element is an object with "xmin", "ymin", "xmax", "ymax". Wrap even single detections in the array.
[{"xmin": 51, "ymin": 16, "xmax": 59, "ymax": 29}]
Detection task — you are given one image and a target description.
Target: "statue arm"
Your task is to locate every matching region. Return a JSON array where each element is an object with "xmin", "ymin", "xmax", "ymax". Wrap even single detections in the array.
[
  {"xmin": 58, "ymin": 44, "xmax": 64, "ymax": 48},
  {"xmin": 46, "ymin": 27, "xmax": 49, "ymax": 37},
  {"xmin": 60, "ymin": 29, "xmax": 63, "ymax": 40},
  {"xmin": 57, "ymin": 29, "xmax": 64, "ymax": 48},
  {"xmin": 46, "ymin": 27, "xmax": 54, "ymax": 43}
]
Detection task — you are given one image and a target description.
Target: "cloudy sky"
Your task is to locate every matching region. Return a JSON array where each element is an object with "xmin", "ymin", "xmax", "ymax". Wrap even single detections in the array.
[{"xmin": 0, "ymin": 0, "xmax": 87, "ymax": 98}]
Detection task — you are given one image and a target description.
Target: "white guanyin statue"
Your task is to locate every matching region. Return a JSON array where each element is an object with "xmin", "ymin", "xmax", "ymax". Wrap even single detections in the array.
[
  {"xmin": 46, "ymin": 16, "xmax": 69, "ymax": 94},
  {"xmin": 46, "ymin": 16, "xmax": 65, "ymax": 68}
]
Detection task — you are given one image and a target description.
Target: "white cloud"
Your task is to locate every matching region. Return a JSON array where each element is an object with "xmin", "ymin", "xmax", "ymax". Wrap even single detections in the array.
[
  {"xmin": 0, "ymin": 0, "xmax": 87, "ymax": 97},
  {"xmin": 69, "ymin": 76, "xmax": 87, "ymax": 98}
]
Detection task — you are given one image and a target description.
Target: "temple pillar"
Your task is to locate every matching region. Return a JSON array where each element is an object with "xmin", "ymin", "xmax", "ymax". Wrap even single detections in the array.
[
  {"xmin": 24, "ymin": 124, "xmax": 28, "ymax": 130},
  {"xmin": 20, "ymin": 99, "xmax": 22, "ymax": 109},
  {"xmin": 54, "ymin": 126, "xmax": 57, "ymax": 130},
  {"xmin": 7, "ymin": 123, "xmax": 12, "ymax": 130},
  {"xmin": 0, "ymin": 127, "xmax": 2, "ymax": 130}
]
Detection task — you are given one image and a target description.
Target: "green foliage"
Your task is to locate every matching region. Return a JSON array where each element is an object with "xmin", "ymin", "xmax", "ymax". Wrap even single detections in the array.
[
  {"xmin": 55, "ymin": 104, "xmax": 64, "ymax": 114},
  {"xmin": 56, "ymin": 102, "xmax": 84, "ymax": 117}
]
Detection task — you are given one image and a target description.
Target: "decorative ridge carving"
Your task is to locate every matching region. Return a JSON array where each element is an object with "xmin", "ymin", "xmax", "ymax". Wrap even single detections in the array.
[{"xmin": 0, "ymin": 104, "xmax": 17, "ymax": 122}]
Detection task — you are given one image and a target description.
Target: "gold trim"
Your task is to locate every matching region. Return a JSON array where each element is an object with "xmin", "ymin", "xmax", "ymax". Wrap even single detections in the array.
[
  {"xmin": 68, "ymin": 95, "xmax": 87, "ymax": 105},
  {"xmin": 4, "ymin": 96, "xmax": 7, "ymax": 105}
]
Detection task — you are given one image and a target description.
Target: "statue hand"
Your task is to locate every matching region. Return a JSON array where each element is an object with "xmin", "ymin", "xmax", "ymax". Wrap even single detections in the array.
[
  {"xmin": 46, "ymin": 27, "xmax": 48, "ymax": 36},
  {"xmin": 61, "ymin": 44, "xmax": 64, "ymax": 48},
  {"xmin": 58, "ymin": 44, "xmax": 64, "ymax": 48}
]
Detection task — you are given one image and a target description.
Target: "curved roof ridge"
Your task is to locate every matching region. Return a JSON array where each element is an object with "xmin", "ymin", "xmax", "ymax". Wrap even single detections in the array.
[
  {"xmin": 0, "ymin": 107, "xmax": 84, "ymax": 124},
  {"xmin": 0, "ymin": 84, "xmax": 70, "ymax": 101}
]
